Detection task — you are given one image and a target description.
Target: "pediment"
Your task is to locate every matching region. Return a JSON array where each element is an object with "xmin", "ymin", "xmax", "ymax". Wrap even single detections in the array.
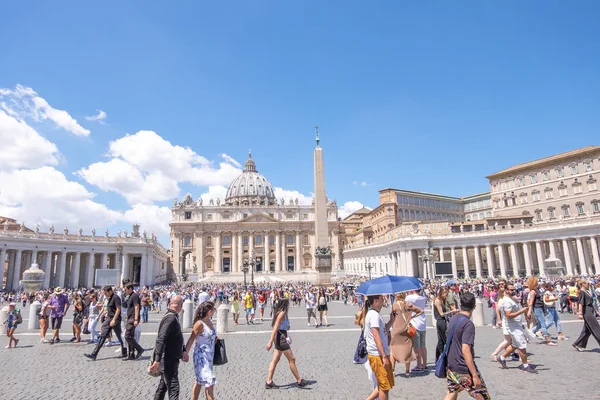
[{"xmin": 239, "ymin": 213, "xmax": 278, "ymax": 223}]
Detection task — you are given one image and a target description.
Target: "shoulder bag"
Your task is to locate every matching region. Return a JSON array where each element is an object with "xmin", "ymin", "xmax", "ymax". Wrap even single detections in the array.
[
  {"xmin": 214, "ymin": 338, "xmax": 228, "ymax": 365},
  {"xmin": 434, "ymin": 314, "xmax": 468, "ymax": 378},
  {"xmin": 398, "ymin": 302, "xmax": 416, "ymax": 337},
  {"xmin": 353, "ymin": 330, "xmax": 368, "ymax": 364}
]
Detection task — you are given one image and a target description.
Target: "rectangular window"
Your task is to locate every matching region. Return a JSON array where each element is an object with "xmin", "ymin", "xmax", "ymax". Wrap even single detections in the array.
[
  {"xmin": 589, "ymin": 183, "xmax": 597, "ymax": 191},
  {"xmin": 269, "ymin": 235, "xmax": 275, "ymax": 245},
  {"xmin": 571, "ymin": 165, "xmax": 578, "ymax": 174},
  {"xmin": 530, "ymin": 174, "xmax": 537, "ymax": 184},
  {"xmin": 184, "ymin": 212, "xmax": 192, "ymax": 220},
  {"xmin": 518, "ymin": 177, "xmax": 524, "ymax": 186},
  {"xmin": 549, "ymin": 209, "xmax": 556, "ymax": 219},
  {"xmin": 577, "ymin": 204, "xmax": 585, "ymax": 216},
  {"xmin": 243, "ymin": 236, "xmax": 248, "ymax": 245},
  {"xmin": 557, "ymin": 168, "xmax": 564, "ymax": 178},
  {"xmin": 535, "ymin": 211, "xmax": 542, "ymax": 221},
  {"xmin": 501, "ymin": 182, "xmax": 507, "ymax": 190},
  {"xmin": 573, "ymin": 186, "xmax": 583, "ymax": 194},
  {"xmin": 562, "ymin": 207, "xmax": 570, "ymax": 217},
  {"xmin": 303, "ymin": 213, "xmax": 308, "ymax": 219},
  {"xmin": 545, "ymin": 191, "xmax": 553, "ymax": 199},
  {"xmin": 206, "ymin": 214, "xmax": 212, "ymax": 220},
  {"xmin": 509, "ymin": 181, "xmax": 514, "ymax": 189},
  {"xmin": 593, "ymin": 202, "xmax": 600, "ymax": 213},
  {"xmin": 532, "ymin": 192, "xmax": 540, "ymax": 201},
  {"xmin": 543, "ymin": 172, "xmax": 550, "ymax": 181},
  {"xmin": 559, "ymin": 188, "xmax": 568, "ymax": 196},
  {"xmin": 584, "ymin": 161, "xmax": 593, "ymax": 172},
  {"xmin": 520, "ymin": 196, "xmax": 527, "ymax": 204},
  {"xmin": 222, "ymin": 213, "xmax": 230, "ymax": 220}
]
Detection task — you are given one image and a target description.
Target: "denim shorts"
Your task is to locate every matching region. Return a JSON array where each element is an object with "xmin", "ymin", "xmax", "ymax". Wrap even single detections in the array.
[{"xmin": 413, "ymin": 330, "xmax": 426, "ymax": 348}]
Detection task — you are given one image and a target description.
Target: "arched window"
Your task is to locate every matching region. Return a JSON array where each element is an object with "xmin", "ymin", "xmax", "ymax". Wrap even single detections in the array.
[
  {"xmin": 303, "ymin": 234, "xmax": 309, "ymax": 245},
  {"xmin": 269, "ymin": 235, "xmax": 275, "ymax": 245},
  {"xmin": 184, "ymin": 236, "xmax": 191, "ymax": 246},
  {"xmin": 206, "ymin": 236, "xmax": 212, "ymax": 247},
  {"xmin": 256, "ymin": 235, "xmax": 263, "ymax": 245},
  {"xmin": 287, "ymin": 234, "xmax": 293, "ymax": 244},
  {"xmin": 243, "ymin": 236, "xmax": 248, "ymax": 246},
  {"xmin": 223, "ymin": 235, "xmax": 231, "ymax": 245}
]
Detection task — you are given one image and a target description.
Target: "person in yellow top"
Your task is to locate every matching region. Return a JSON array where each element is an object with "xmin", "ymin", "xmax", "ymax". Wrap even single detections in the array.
[
  {"xmin": 568, "ymin": 281, "xmax": 579, "ymax": 314},
  {"xmin": 244, "ymin": 290, "xmax": 255, "ymax": 325},
  {"xmin": 230, "ymin": 292, "xmax": 241, "ymax": 325}
]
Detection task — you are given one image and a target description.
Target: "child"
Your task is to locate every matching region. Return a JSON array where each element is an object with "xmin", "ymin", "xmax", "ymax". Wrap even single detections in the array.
[{"xmin": 5, "ymin": 303, "xmax": 21, "ymax": 349}]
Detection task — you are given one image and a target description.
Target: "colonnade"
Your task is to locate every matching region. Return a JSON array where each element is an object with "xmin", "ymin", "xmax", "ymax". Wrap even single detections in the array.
[
  {"xmin": 0, "ymin": 248, "xmax": 152, "ymax": 290},
  {"xmin": 344, "ymin": 234, "xmax": 600, "ymax": 279}
]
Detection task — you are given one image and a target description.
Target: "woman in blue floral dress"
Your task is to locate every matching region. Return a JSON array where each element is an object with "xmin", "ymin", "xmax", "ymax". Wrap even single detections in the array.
[{"xmin": 185, "ymin": 301, "xmax": 217, "ymax": 400}]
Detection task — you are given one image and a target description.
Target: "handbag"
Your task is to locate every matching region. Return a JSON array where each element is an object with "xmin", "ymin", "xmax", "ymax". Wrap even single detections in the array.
[
  {"xmin": 213, "ymin": 338, "xmax": 228, "ymax": 365},
  {"xmin": 279, "ymin": 330, "xmax": 292, "ymax": 345},
  {"xmin": 399, "ymin": 302, "xmax": 417, "ymax": 338},
  {"xmin": 353, "ymin": 330, "xmax": 368, "ymax": 364},
  {"xmin": 434, "ymin": 314, "xmax": 468, "ymax": 378}
]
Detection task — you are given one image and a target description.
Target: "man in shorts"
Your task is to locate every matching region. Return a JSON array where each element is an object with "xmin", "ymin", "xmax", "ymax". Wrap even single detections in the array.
[
  {"xmin": 444, "ymin": 292, "xmax": 491, "ymax": 400},
  {"xmin": 48, "ymin": 287, "xmax": 69, "ymax": 344},
  {"xmin": 305, "ymin": 288, "xmax": 318, "ymax": 328},
  {"xmin": 365, "ymin": 294, "xmax": 394, "ymax": 400},
  {"xmin": 244, "ymin": 289, "xmax": 255, "ymax": 325},
  {"xmin": 497, "ymin": 283, "xmax": 537, "ymax": 373}
]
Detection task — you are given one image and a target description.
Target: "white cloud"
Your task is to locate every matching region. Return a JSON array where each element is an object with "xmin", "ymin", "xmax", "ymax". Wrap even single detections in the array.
[
  {"xmin": 273, "ymin": 187, "xmax": 313, "ymax": 205},
  {"xmin": 78, "ymin": 130, "xmax": 242, "ymax": 204},
  {"xmin": 221, "ymin": 153, "xmax": 241, "ymax": 168},
  {"xmin": 338, "ymin": 201, "xmax": 368, "ymax": 219},
  {"xmin": 353, "ymin": 180, "xmax": 371, "ymax": 187},
  {"xmin": 0, "ymin": 166, "xmax": 121, "ymax": 230},
  {"xmin": 0, "ymin": 84, "xmax": 90, "ymax": 136},
  {"xmin": 122, "ymin": 204, "xmax": 172, "ymax": 236},
  {"xmin": 198, "ymin": 185, "xmax": 229, "ymax": 203},
  {"xmin": 0, "ymin": 110, "xmax": 61, "ymax": 169},
  {"xmin": 85, "ymin": 109, "xmax": 107, "ymax": 123}
]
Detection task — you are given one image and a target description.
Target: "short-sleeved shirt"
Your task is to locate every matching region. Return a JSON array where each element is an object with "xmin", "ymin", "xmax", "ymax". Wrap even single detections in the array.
[
  {"xmin": 305, "ymin": 293, "xmax": 316, "ymax": 309},
  {"xmin": 127, "ymin": 292, "xmax": 140, "ymax": 319},
  {"xmin": 106, "ymin": 293, "xmax": 122, "ymax": 320},
  {"xmin": 405, "ymin": 294, "xmax": 426, "ymax": 331},
  {"xmin": 446, "ymin": 313, "xmax": 475, "ymax": 374},
  {"xmin": 501, "ymin": 297, "xmax": 522, "ymax": 329},
  {"xmin": 445, "ymin": 291, "xmax": 459, "ymax": 311},
  {"xmin": 244, "ymin": 294, "xmax": 254, "ymax": 309},
  {"xmin": 364, "ymin": 309, "xmax": 390, "ymax": 356},
  {"xmin": 49, "ymin": 294, "xmax": 68, "ymax": 318}
]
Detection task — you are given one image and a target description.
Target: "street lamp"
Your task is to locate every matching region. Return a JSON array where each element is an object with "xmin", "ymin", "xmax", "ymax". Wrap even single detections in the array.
[
  {"xmin": 419, "ymin": 247, "xmax": 435, "ymax": 279},
  {"xmin": 365, "ymin": 257, "xmax": 373, "ymax": 280},
  {"xmin": 242, "ymin": 264, "xmax": 249, "ymax": 289},
  {"xmin": 244, "ymin": 251, "xmax": 258, "ymax": 287}
]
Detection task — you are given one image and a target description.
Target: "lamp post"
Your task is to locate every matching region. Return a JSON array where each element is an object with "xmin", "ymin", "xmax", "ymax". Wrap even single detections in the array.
[
  {"xmin": 243, "ymin": 251, "xmax": 258, "ymax": 287},
  {"xmin": 242, "ymin": 264, "xmax": 249, "ymax": 289},
  {"xmin": 365, "ymin": 257, "xmax": 373, "ymax": 280},
  {"xmin": 419, "ymin": 247, "xmax": 435, "ymax": 279}
]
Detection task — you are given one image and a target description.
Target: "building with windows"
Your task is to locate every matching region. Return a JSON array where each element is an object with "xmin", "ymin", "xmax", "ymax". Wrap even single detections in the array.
[
  {"xmin": 342, "ymin": 146, "xmax": 600, "ymax": 279},
  {"xmin": 170, "ymin": 152, "xmax": 340, "ymax": 282},
  {"xmin": 0, "ymin": 217, "xmax": 169, "ymax": 290}
]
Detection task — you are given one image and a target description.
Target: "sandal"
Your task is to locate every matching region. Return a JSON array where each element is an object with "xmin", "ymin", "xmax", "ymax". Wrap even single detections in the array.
[{"xmin": 546, "ymin": 342, "xmax": 557, "ymax": 346}]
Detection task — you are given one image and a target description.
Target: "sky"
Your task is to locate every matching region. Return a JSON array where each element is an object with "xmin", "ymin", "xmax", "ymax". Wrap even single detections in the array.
[{"xmin": 1, "ymin": 1, "xmax": 599, "ymax": 244}]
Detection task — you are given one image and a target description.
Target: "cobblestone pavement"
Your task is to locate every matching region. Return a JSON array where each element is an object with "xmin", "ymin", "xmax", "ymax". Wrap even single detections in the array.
[{"xmin": 1, "ymin": 301, "xmax": 597, "ymax": 399}]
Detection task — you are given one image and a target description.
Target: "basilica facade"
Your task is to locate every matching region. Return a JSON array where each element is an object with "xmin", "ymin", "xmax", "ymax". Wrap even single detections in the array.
[{"xmin": 170, "ymin": 153, "xmax": 341, "ymax": 282}]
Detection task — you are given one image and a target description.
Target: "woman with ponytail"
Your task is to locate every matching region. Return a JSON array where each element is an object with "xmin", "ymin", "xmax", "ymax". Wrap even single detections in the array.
[
  {"xmin": 185, "ymin": 301, "xmax": 217, "ymax": 400},
  {"xmin": 265, "ymin": 298, "xmax": 307, "ymax": 389}
]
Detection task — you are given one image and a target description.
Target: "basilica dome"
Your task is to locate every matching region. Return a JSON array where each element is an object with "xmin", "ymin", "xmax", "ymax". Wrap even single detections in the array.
[{"xmin": 224, "ymin": 153, "xmax": 276, "ymax": 206}]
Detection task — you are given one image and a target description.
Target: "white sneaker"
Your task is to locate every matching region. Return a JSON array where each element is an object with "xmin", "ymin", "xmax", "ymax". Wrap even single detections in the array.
[{"xmin": 307, "ymin": 323, "xmax": 311, "ymax": 327}]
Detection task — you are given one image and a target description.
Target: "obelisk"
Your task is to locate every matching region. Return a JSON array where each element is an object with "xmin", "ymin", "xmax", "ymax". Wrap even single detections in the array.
[{"xmin": 313, "ymin": 126, "xmax": 332, "ymax": 285}]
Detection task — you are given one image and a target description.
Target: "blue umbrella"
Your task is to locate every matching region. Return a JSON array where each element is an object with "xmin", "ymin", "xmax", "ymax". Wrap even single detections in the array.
[{"xmin": 356, "ymin": 275, "xmax": 424, "ymax": 296}]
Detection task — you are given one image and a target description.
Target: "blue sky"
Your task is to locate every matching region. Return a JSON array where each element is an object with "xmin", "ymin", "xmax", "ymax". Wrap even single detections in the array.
[{"xmin": 1, "ymin": 1, "xmax": 599, "ymax": 242}]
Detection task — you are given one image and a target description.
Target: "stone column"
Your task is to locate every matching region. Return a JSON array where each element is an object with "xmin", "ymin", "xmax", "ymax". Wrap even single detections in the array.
[
  {"xmin": 0, "ymin": 249, "xmax": 5, "ymax": 290},
  {"xmin": 121, "ymin": 252, "xmax": 129, "ymax": 283},
  {"xmin": 231, "ymin": 233, "xmax": 238, "ymax": 273},
  {"xmin": 275, "ymin": 232, "xmax": 281, "ymax": 272},
  {"xmin": 498, "ymin": 244, "xmax": 508, "ymax": 277},
  {"xmin": 140, "ymin": 254, "xmax": 147, "ymax": 287},
  {"xmin": 295, "ymin": 231, "xmax": 301, "ymax": 272},
  {"xmin": 265, "ymin": 232, "xmax": 270, "ymax": 272},
  {"xmin": 439, "ymin": 247, "xmax": 445, "ymax": 262},
  {"xmin": 86, "ymin": 252, "xmax": 95, "ymax": 287},
  {"xmin": 215, "ymin": 234, "xmax": 222, "ymax": 274},
  {"xmin": 406, "ymin": 249, "xmax": 416, "ymax": 277},
  {"xmin": 44, "ymin": 252, "xmax": 53, "ymax": 288},
  {"xmin": 485, "ymin": 245, "xmax": 494, "ymax": 277},
  {"xmin": 56, "ymin": 251, "xmax": 66, "ymax": 288},
  {"xmin": 582, "ymin": 238, "xmax": 593, "ymax": 275},
  {"xmin": 196, "ymin": 233, "xmax": 204, "ymax": 276},
  {"xmin": 237, "ymin": 234, "xmax": 243, "ymax": 274},
  {"xmin": 462, "ymin": 247, "xmax": 469, "ymax": 278},
  {"xmin": 575, "ymin": 238, "xmax": 588, "ymax": 275},
  {"xmin": 562, "ymin": 239, "xmax": 574, "ymax": 275},
  {"xmin": 535, "ymin": 241, "xmax": 546, "ymax": 276},
  {"xmin": 71, "ymin": 252, "xmax": 81, "ymax": 288},
  {"xmin": 10, "ymin": 249, "xmax": 22, "ymax": 289},
  {"xmin": 474, "ymin": 246, "xmax": 483, "ymax": 277},
  {"xmin": 450, "ymin": 247, "xmax": 458, "ymax": 278},
  {"xmin": 281, "ymin": 233, "xmax": 287, "ymax": 272},
  {"xmin": 509, "ymin": 243, "xmax": 520, "ymax": 277},
  {"xmin": 101, "ymin": 253, "xmax": 108, "ymax": 270},
  {"xmin": 522, "ymin": 243, "xmax": 533, "ymax": 276},
  {"xmin": 590, "ymin": 236, "xmax": 600, "ymax": 275}
]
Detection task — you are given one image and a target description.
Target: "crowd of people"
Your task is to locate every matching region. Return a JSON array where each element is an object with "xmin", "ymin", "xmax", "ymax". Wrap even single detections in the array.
[{"xmin": 2, "ymin": 273, "xmax": 600, "ymax": 399}]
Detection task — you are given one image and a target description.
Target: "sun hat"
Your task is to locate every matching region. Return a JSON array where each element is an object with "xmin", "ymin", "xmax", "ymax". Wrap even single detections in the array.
[{"xmin": 54, "ymin": 287, "xmax": 64, "ymax": 294}]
